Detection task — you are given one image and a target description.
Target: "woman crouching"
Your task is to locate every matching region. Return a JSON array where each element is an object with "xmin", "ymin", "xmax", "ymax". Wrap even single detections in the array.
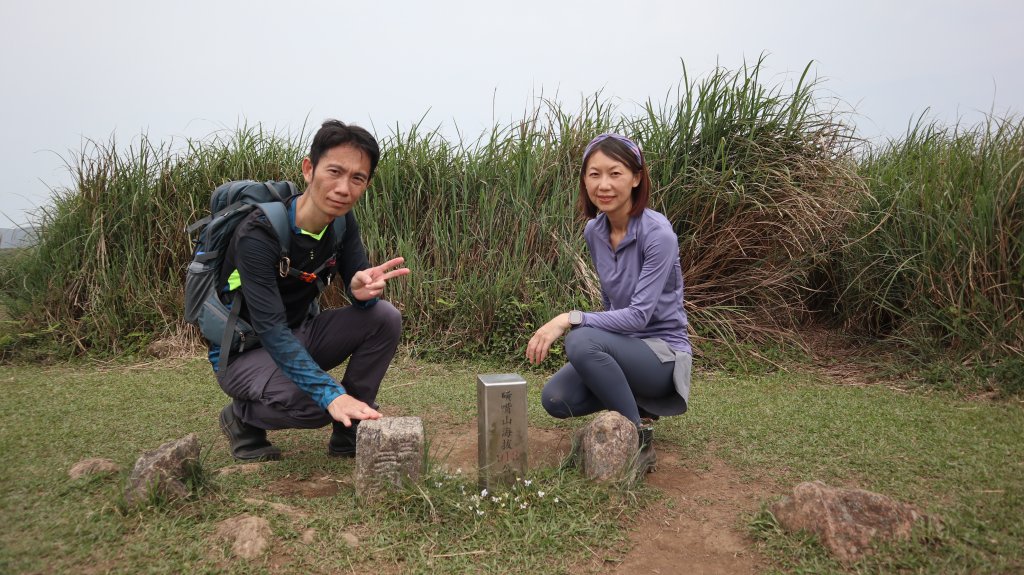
[{"xmin": 526, "ymin": 132, "xmax": 692, "ymax": 473}]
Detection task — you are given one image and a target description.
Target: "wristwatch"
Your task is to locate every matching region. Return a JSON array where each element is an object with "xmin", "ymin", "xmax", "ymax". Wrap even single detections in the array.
[{"xmin": 568, "ymin": 310, "xmax": 584, "ymax": 328}]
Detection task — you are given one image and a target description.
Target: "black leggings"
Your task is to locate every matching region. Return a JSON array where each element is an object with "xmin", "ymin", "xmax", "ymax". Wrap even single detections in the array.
[{"xmin": 541, "ymin": 327, "xmax": 675, "ymax": 425}]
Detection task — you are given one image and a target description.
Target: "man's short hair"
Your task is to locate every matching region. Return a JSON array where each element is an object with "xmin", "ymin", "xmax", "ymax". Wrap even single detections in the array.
[{"xmin": 310, "ymin": 120, "xmax": 381, "ymax": 178}]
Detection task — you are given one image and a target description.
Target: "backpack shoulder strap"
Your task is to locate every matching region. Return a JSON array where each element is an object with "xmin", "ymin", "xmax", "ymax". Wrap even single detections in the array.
[
  {"xmin": 331, "ymin": 213, "xmax": 347, "ymax": 251},
  {"xmin": 256, "ymin": 200, "xmax": 292, "ymax": 280},
  {"xmin": 256, "ymin": 201, "xmax": 291, "ymax": 264},
  {"xmin": 259, "ymin": 180, "xmax": 301, "ymax": 253},
  {"xmin": 263, "ymin": 180, "xmax": 298, "ymax": 202}
]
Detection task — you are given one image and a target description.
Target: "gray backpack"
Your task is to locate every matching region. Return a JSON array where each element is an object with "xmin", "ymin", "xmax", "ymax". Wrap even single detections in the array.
[{"xmin": 184, "ymin": 180, "xmax": 345, "ymax": 373}]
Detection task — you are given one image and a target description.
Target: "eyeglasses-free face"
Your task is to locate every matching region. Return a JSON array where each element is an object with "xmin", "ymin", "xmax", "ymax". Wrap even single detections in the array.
[{"xmin": 583, "ymin": 149, "xmax": 641, "ymax": 220}]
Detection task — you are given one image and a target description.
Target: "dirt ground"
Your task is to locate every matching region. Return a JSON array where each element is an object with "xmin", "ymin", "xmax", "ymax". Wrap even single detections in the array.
[
  {"xmin": 247, "ymin": 422, "xmax": 774, "ymax": 573},
  {"xmin": 427, "ymin": 422, "xmax": 772, "ymax": 574}
]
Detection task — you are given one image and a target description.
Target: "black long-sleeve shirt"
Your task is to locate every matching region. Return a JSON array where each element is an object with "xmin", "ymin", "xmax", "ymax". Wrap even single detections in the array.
[{"xmin": 208, "ymin": 196, "xmax": 374, "ymax": 409}]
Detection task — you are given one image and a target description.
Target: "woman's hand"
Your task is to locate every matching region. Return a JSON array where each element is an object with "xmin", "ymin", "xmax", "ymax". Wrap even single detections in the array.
[
  {"xmin": 526, "ymin": 313, "xmax": 571, "ymax": 365},
  {"xmin": 350, "ymin": 257, "xmax": 410, "ymax": 301}
]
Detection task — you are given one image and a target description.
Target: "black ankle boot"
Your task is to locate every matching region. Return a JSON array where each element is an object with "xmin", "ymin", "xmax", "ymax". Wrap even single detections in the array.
[
  {"xmin": 219, "ymin": 405, "xmax": 282, "ymax": 461},
  {"xmin": 636, "ymin": 423, "xmax": 657, "ymax": 474},
  {"xmin": 328, "ymin": 420, "xmax": 359, "ymax": 458}
]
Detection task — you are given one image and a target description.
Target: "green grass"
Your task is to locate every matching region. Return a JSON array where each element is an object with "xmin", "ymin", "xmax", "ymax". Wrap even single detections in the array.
[
  {"xmin": 0, "ymin": 358, "xmax": 640, "ymax": 574},
  {"xmin": 1, "ymin": 356, "xmax": 1022, "ymax": 573},
  {"xmin": 686, "ymin": 372, "xmax": 1024, "ymax": 574}
]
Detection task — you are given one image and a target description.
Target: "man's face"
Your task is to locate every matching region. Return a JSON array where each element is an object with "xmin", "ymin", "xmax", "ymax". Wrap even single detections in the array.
[{"xmin": 301, "ymin": 144, "xmax": 372, "ymax": 219}]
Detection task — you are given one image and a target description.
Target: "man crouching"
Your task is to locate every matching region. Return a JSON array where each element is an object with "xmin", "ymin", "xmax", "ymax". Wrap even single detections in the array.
[{"xmin": 213, "ymin": 120, "xmax": 409, "ymax": 460}]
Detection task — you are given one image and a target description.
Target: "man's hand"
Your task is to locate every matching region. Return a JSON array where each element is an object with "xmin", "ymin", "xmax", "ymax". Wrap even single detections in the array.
[
  {"xmin": 526, "ymin": 313, "xmax": 571, "ymax": 365},
  {"xmin": 350, "ymin": 257, "xmax": 410, "ymax": 301},
  {"xmin": 327, "ymin": 394, "xmax": 382, "ymax": 427}
]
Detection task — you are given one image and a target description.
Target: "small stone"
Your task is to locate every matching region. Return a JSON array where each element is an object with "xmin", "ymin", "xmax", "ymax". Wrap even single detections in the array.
[
  {"xmin": 69, "ymin": 457, "xmax": 121, "ymax": 480},
  {"xmin": 300, "ymin": 528, "xmax": 317, "ymax": 545},
  {"xmin": 574, "ymin": 412, "xmax": 638, "ymax": 482},
  {"xmin": 771, "ymin": 480, "xmax": 930, "ymax": 563},
  {"xmin": 355, "ymin": 417, "xmax": 424, "ymax": 498},
  {"xmin": 341, "ymin": 532, "xmax": 359, "ymax": 548},
  {"xmin": 123, "ymin": 433, "xmax": 200, "ymax": 506},
  {"xmin": 215, "ymin": 514, "xmax": 271, "ymax": 560}
]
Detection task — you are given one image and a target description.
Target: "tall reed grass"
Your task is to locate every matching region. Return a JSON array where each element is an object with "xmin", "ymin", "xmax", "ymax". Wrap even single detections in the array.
[
  {"xmin": 835, "ymin": 115, "xmax": 1024, "ymax": 369},
  {"xmin": 2, "ymin": 127, "xmax": 305, "ymax": 355},
  {"xmin": 12, "ymin": 58, "xmax": 977, "ymax": 374}
]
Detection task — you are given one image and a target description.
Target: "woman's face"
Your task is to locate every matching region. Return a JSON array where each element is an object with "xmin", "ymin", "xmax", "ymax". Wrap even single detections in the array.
[{"xmin": 584, "ymin": 150, "xmax": 640, "ymax": 219}]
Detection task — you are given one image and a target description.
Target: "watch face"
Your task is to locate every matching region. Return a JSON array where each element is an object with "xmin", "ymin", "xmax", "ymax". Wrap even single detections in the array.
[{"xmin": 570, "ymin": 310, "xmax": 583, "ymax": 326}]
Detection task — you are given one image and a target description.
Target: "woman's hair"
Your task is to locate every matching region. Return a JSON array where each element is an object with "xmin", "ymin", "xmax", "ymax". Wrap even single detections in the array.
[{"xmin": 577, "ymin": 133, "xmax": 650, "ymax": 219}]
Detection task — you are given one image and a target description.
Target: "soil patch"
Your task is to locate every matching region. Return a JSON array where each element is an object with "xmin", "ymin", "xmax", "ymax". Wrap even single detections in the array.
[
  {"xmin": 429, "ymin": 421, "xmax": 771, "ymax": 574},
  {"xmin": 600, "ymin": 453, "xmax": 769, "ymax": 574},
  {"xmin": 428, "ymin": 420, "xmax": 572, "ymax": 472},
  {"xmin": 263, "ymin": 476, "xmax": 345, "ymax": 498}
]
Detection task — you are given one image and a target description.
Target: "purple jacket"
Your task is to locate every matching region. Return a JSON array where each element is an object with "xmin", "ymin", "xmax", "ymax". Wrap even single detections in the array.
[{"xmin": 579, "ymin": 208, "xmax": 691, "ymax": 355}]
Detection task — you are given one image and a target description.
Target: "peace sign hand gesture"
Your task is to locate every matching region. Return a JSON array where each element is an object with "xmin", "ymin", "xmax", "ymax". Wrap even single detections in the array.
[{"xmin": 350, "ymin": 257, "xmax": 411, "ymax": 301}]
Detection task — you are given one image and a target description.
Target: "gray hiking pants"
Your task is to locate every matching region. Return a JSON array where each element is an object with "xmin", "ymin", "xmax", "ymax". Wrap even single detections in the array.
[
  {"xmin": 541, "ymin": 327, "xmax": 676, "ymax": 425},
  {"xmin": 218, "ymin": 302, "xmax": 402, "ymax": 430}
]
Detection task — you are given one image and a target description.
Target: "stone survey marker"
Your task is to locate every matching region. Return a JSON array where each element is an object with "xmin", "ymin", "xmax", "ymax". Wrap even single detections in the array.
[
  {"xmin": 477, "ymin": 373, "xmax": 527, "ymax": 488},
  {"xmin": 355, "ymin": 417, "xmax": 424, "ymax": 497}
]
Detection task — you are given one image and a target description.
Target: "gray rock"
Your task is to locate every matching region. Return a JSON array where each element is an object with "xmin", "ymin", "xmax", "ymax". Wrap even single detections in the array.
[
  {"xmin": 574, "ymin": 412, "xmax": 639, "ymax": 482},
  {"xmin": 771, "ymin": 480, "xmax": 929, "ymax": 563},
  {"xmin": 69, "ymin": 457, "xmax": 121, "ymax": 480},
  {"xmin": 355, "ymin": 417, "xmax": 424, "ymax": 497},
  {"xmin": 215, "ymin": 514, "xmax": 271, "ymax": 559},
  {"xmin": 123, "ymin": 433, "xmax": 200, "ymax": 506}
]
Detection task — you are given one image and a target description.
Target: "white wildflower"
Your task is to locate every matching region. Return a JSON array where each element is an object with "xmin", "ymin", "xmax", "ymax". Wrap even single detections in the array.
[
  {"xmin": 481, "ymin": 489, "xmax": 488, "ymax": 497},
  {"xmin": 524, "ymin": 480, "xmax": 532, "ymax": 486},
  {"xmin": 538, "ymin": 491, "xmax": 545, "ymax": 498},
  {"xmin": 476, "ymin": 509, "xmax": 484, "ymax": 516}
]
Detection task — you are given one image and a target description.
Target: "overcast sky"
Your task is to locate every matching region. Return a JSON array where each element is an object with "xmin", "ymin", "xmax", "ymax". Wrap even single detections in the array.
[{"xmin": 1, "ymin": 0, "xmax": 1021, "ymax": 228}]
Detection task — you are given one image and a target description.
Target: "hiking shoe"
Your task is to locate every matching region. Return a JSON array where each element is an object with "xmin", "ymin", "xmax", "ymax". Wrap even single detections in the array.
[
  {"xmin": 328, "ymin": 421, "xmax": 359, "ymax": 458},
  {"xmin": 636, "ymin": 424, "xmax": 657, "ymax": 474},
  {"xmin": 219, "ymin": 405, "xmax": 282, "ymax": 461}
]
